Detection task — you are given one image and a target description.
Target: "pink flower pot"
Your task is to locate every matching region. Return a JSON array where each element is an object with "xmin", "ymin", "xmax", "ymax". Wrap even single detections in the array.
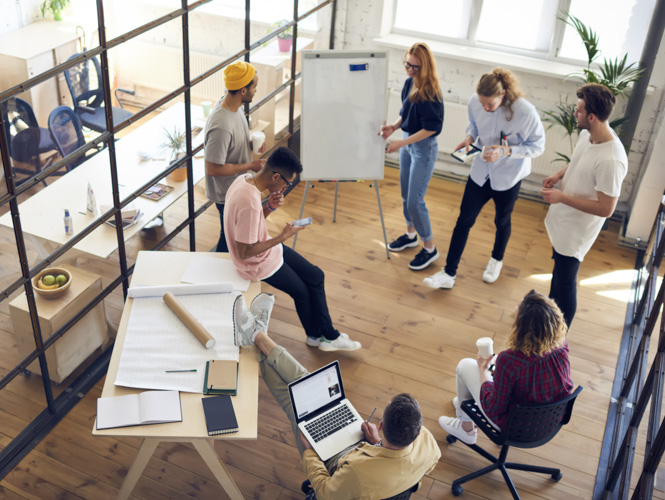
[{"xmin": 277, "ymin": 37, "xmax": 292, "ymax": 52}]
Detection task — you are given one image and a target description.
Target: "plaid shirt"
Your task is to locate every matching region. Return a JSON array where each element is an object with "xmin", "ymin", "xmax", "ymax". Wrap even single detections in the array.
[{"xmin": 480, "ymin": 342, "xmax": 573, "ymax": 430}]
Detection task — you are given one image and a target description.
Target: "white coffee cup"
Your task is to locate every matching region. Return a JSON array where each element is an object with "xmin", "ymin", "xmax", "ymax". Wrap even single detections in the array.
[
  {"xmin": 476, "ymin": 337, "xmax": 494, "ymax": 359},
  {"xmin": 251, "ymin": 131, "xmax": 266, "ymax": 154},
  {"xmin": 201, "ymin": 100, "xmax": 212, "ymax": 118}
]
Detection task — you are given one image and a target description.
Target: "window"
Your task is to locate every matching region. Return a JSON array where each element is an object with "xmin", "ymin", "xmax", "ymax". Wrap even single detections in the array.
[{"xmin": 392, "ymin": 0, "xmax": 656, "ymax": 63}]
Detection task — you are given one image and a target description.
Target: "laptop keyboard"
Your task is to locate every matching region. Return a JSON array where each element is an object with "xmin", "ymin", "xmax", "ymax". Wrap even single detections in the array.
[{"xmin": 304, "ymin": 405, "xmax": 358, "ymax": 443}]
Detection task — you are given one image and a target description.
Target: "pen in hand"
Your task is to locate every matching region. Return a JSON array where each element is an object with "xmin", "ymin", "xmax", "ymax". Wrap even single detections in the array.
[{"xmin": 366, "ymin": 407, "xmax": 377, "ymax": 424}]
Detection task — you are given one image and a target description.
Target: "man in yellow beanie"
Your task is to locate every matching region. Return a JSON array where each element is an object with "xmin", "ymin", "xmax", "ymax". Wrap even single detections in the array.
[{"xmin": 204, "ymin": 60, "xmax": 268, "ymax": 252}]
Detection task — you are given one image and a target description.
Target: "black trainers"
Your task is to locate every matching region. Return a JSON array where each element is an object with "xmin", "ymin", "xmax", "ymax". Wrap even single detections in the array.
[
  {"xmin": 409, "ymin": 247, "xmax": 439, "ymax": 270},
  {"xmin": 388, "ymin": 234, "xmax": 418, "ymax": 252}
]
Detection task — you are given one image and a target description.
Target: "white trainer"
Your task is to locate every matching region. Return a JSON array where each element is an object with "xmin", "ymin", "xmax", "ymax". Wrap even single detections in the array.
[
  {"xmin": 319, "ymin": 333, "xmax": 361, "ymax": 352},
  {"xmin": 438, "ymin": 415, "xmax": 477, "ymax": 445},
  {"xmin": 423, "ymin": 269, "xmax": 455, "ymax": 289},
  {"xmin": 233, "ymin": 295, "xmax": 260, "ymax": 346},
  {"xmin": 250, "ymin": 293, "xmax": 275, "ymax": 332},
  {"xmin": 482, "ymin": 257, "xmax": 503, "ymax": 283},
  {"xmin": 306, "ymin": 332, "xmax": 349, "ymax": 347}
]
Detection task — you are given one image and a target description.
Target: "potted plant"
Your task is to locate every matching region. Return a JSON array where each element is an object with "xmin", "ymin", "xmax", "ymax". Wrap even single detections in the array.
[
  {"xmin": 272, "ymin": 19, "xmax": 293, "ymax": 52},
  {"xmin": 542, "ymin": 12, "xmax": 643, "ymax": 163},
  {"xmin": 40, "ymin": 0, "xmax": 69, "ymax": 21},
  {"xmin": 161, "ymin": 126, "xmax": 187, "ymax": 182}
]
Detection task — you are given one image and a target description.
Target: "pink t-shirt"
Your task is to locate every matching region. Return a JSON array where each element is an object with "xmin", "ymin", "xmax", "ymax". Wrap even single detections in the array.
[{"xmin": 224, "ymin": 174, "xmax": 283, "ymax": 280}]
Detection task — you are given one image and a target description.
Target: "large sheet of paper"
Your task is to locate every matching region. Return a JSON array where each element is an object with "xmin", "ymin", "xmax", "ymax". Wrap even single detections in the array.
[
  {"xmin": 180, "ymin": 255, "xmax": 250, "ymax": 292},
  {"xmin": 115, "ymin": 291, "xmax": 239, "ymax": 393}
]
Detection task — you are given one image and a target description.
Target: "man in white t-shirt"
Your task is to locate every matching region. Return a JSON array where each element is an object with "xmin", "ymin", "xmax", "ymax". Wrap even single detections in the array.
[{"xmin": 542, "ymin": 83, "xmax": 627, "ymax": 327}]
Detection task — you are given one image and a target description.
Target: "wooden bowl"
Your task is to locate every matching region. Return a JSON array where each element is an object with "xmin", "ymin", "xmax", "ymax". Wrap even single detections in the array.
[{"xmin": 33, "ymin": 267, "xmax": 72, "ymax": 299}]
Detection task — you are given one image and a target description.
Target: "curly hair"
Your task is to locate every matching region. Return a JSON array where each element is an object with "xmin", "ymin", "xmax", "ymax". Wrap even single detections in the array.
[
  {"xmin": 506, "ymin": 290, "xmax": 567, "ymax": 357},
  {"xmin": 476, "ymin": 68, "xmax": 524, "ymax": 121},
  {"xmin": 405, "ymin": 42, "xmax": 442, "ymax": 104}
]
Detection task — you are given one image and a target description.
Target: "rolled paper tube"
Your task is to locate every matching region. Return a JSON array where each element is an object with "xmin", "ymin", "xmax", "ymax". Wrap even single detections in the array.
[{"xmin": 163, "ymin": 292, "xmax": 216, "ymax": 349}]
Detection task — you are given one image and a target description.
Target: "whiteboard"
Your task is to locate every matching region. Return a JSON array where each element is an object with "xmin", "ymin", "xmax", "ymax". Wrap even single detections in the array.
[{"xmin": 301, "ymin": 50, "xmax": 387, "ymax": 181}]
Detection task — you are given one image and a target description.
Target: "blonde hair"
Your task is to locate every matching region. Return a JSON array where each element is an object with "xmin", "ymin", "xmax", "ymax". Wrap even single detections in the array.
[
  {"xmin": 405, "ymin": 42, "xmax": 442, "ymax": 104},
  {"xmin": 506, "ymin": 290, "xmax": 567, "ymax": 357},
  {"xmin": 476, "ymin": 68, "xmax": 524, "ymax": 121}
]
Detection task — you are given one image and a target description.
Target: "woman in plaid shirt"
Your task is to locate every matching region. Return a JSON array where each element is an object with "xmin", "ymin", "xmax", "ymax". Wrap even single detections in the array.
[{"xmin": 439, "ymin": 290, "xmax": 574, "ymax": 444}]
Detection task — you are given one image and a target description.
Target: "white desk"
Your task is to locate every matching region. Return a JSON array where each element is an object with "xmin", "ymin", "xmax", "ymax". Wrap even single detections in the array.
[
  {"xmin": 93, "ymin": 251, "xmax": 259, "ymax": 500},
  {"xmin": 0, "ymin": 102, "xmax": 206, "ymax": 259}
]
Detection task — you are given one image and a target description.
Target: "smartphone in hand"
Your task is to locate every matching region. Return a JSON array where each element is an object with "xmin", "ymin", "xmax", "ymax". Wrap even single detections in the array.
[{"xmin": 292, "ymin": 217, "xmax": 312, "ymax": 227}]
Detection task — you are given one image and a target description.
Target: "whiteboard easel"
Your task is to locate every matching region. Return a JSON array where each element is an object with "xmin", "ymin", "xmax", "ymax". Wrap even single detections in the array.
[{"xmin": 295, "ymin": 50, "xmax": 390, "ymax": 258}]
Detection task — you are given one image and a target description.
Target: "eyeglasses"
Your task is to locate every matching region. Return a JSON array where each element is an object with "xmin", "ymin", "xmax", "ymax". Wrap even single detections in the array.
[
  {"xmin": 274, "ymin": 171, "xmax": 293, "ymax": 188},
  {"xmin": 404, "ymin": 61, "xmax": 421, "ymax": 72}
]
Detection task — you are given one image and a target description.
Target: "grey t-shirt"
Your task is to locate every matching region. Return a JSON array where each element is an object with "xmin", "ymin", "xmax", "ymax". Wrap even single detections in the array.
[{"xmin": 204, "ymin": 103, "xmax": 252, "ymax": 203}]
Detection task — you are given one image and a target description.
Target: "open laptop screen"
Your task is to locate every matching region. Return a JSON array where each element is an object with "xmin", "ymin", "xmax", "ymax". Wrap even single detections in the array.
[{"xmin": 289, "ymin": 361, "xmax": 345, "ymax": 421}]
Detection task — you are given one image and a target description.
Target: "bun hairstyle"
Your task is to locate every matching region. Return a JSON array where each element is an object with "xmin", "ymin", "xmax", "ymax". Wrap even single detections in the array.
[
  {"xmin": 476, "ymin": 68, "xmax": 524, "ymax": 121},
  {"xmin": 405, "ymin": 42, "xmax": 442, "ymax": 104}
]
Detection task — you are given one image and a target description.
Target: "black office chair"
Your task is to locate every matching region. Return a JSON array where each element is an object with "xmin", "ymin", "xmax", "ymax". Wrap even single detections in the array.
[
  {"xmin": 48, "ymin": 106, "xmax": 87, "ymax": 171},
  {"xmin": 63, "ymin": 53, "xmax": 134, "ymax": 133},
  {"xmin": 445, "ymin": 386, "xmax": 583, "ymax": 499},
  {"xmin": 1, "ymin": 97, "xmax": 58, "ymax": 185},
  {"xmin": 301, "ymin": 478, "xmax": 419, "ymax": 499}
]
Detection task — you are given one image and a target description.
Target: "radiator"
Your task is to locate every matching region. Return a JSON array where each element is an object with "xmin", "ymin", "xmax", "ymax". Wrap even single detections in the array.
[
  {"xmin": 387, "ymin": 89, "xmax": 568, "ymax": 177},
  {"xmin": 114, "ymin": 41, "xmax": 224, "ymax": 102}
]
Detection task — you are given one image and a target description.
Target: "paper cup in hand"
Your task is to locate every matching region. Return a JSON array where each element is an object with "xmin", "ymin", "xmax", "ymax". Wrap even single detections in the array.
[
  {"xmin": 476, "ymin": 337, "xmax": 494, "ymax": 359},
  {"xmin": 251, "ymin": 131, "xmax": 265, "ymax": 154}
]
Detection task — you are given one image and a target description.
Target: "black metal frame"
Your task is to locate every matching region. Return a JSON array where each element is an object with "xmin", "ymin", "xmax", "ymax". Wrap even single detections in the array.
[{"xmin": 0, "ymin": 0, "xmax": 336, "ymax": 479}]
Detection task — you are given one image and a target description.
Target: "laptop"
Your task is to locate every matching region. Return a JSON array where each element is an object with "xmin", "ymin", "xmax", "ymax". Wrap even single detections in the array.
[{"xmin": 288, "ymin": 360, "xmax": 364, "ymax": 461}]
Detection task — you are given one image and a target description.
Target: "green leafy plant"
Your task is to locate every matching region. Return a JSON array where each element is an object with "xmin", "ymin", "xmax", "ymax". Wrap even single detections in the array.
[
  {"xmin": 40, "ymin": 0, "xmax": 69, "ymax": 20},
  {"xmin": 543, "ymin": 12, "xmax": 644, "ymax": 163},
  {"xmin": 161, "ymin": 126, "xmax": 185, "ymax": 163},
  {"xmin": 272, "ymin": 19, "xmax": 293, "ymax": 40}
]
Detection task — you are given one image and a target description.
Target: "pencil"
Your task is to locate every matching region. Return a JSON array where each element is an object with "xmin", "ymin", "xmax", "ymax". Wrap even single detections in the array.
[
  {"xmin": 165, "ymin": 369, "xmax": 197, "ymax": 373},
  {"xmin": 366, "ymin": 407, "xmax": 377, "ymax": 424}
]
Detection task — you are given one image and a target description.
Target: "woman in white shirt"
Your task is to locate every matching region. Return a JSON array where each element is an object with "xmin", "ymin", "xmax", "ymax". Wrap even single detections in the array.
[{"xmin": 424, "ymin": 68, "xmax": 545, "ymax": 289}]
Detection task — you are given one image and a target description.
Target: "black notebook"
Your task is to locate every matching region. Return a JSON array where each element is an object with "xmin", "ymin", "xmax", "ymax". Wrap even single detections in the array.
[{"xmin": 201, "ymin": 395, "xmax": 239, "ymax": 436}]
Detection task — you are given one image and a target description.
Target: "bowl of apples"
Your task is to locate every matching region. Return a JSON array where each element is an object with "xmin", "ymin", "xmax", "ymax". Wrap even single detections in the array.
[{"xmin": 33, "ymin": 267, "xmax": 72, "ymax": 299}]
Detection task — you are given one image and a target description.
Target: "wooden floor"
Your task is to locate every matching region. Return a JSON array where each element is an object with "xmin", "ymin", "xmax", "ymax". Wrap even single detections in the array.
[{"xmin": 0, "ymin": 166, "xmax": 642, "ymax": 499}]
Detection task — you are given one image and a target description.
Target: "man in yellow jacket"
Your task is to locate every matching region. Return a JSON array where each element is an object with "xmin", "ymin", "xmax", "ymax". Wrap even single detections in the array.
[{"xmin": 234, "ymin": 294, "xmax": 441, "ymax": 499}]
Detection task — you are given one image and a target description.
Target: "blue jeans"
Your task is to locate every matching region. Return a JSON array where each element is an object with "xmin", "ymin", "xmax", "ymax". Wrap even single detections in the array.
[{"xmin": 399, "ymin": 133, "xmax": 437, "ymax": 242}]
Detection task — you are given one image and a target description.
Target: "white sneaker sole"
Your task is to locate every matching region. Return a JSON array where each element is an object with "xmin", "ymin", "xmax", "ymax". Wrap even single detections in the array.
[{"xmin": 388, "ymin": 240, "xmax": 419, "ymax": 252}]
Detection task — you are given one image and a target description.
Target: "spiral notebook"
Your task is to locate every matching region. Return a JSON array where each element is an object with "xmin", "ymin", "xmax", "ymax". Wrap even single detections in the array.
[{"xmin": 201, "ymin": 394, "xmax": 238, "ymax": 436}]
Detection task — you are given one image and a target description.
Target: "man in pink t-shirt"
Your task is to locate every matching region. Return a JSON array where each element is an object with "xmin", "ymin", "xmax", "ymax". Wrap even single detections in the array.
[{"xmin": 224, "ymin": 147, "xmax": 361, "ymax": 352}]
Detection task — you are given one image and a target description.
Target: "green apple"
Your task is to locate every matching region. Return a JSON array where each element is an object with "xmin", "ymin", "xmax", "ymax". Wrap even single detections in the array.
[
  {"xmin": 56, "ymin": 274, "xmax": 68, "ymax": 286},
  {"xmin": 42, "ymin": 275, "xmax": 56, "ymax": 286}
]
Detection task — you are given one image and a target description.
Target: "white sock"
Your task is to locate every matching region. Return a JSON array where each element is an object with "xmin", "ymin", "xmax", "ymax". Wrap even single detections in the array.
[
  {"xmin": 406, "ymin": 231, "xmax": 417, "ymax": 239},
  {"xmin": 425, "ymin": 246, "xmax": 436, "ymax": 253}
]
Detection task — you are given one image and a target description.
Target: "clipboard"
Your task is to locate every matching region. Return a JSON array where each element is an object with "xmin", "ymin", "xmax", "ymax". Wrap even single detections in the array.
[{"xmin": 450, "ymin": 144, "xmax": 482, "ymax": 163}]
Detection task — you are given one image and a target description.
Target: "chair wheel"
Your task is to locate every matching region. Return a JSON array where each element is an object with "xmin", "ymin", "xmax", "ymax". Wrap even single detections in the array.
[
  {"xmin": 552, "ymin": 472, "xmax": 563, "ymax": 482},
  {"xmin": 452, "ymin": 484, "xmax": 463, "ymax": 496},
  {"xmin": 446, "ymin": 435, "xmax": 458, "ymax": 444}
]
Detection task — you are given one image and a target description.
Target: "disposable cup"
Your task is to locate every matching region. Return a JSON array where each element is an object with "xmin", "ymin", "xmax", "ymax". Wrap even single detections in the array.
[
  {"xmin": 251, "ymin": 131, "xmax": 266, "ymax": 154},
  {"xmin": 476, "ymin": 337, "xmax": 494, "ymax": 359},
  {"xmin": 201, "ymin": 100, "xmax": 212, "ymax": 118}
]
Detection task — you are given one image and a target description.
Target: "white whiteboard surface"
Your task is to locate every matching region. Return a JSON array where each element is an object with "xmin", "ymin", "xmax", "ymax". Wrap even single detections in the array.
[{"xmin": 301, "ymin": 50, "xmax": 387, "ymax": 181}]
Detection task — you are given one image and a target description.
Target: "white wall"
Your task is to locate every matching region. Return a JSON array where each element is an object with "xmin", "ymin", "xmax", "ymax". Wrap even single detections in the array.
[
  {"xmin": 333, "ymin": 0, "xmax": 665, "ymax": 227},
  {"xmin": 0, "ymin": 0, "xmax": 41, "ymax": 35}
]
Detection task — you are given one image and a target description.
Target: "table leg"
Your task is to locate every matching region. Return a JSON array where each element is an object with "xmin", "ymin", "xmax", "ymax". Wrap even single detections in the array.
[
  {"xmin": 117, "ymin": 437, "xmax": 159, "ymax": 500},
  {"xmin": 192, "ymin": 439, "xmax": 243, "ymax": 500}
]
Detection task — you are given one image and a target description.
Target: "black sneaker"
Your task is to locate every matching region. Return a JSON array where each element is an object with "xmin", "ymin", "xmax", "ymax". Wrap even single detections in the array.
[
  {"xmin": 388, "ymin": 234, "xmax": 418, "ymax": 252},
  {"xmin": 409, "ymin": 247, "xmax": 439, "ymax": 270}
]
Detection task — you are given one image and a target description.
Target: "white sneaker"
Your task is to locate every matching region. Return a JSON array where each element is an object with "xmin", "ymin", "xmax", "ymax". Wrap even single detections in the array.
[
  {"xmin": 306, "ymin": 332, "xmax": 349, "ymax": 347},
  {"xmin": 233, "ymin": 295, "xmax": 260, "ymax": 346},
  {"xmin": 319, "ymin": 333, "xmax": 361, "ymax": 352},
  {"xmin": 423, "ymin": 269, "xmax": 455, "ymax": 289},
  {"xmin": 438, "ymin": 415, "xmax": 477, "ymax": 445},
  {"xmin": 482, "ymin": 258, "xmax": 503, "ymax": 283},
  {"xmin": 250, "ymin": 293, "xmax": 275, "ymax": 332}
]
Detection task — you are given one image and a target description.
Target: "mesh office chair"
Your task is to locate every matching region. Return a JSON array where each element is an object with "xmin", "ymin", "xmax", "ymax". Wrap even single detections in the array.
[
  {"xmin": 1, "ymin": 97, "xmax": 58, "ymax": 185},
  {"xmin": 63, "ymin": 53, "xmax": 134, "ymax": 133},
  {"xmin": 48, "ymin": 106, "xmax": 87, "ymax": 171},
  {"xmin": 445, "ymin": 386, "xmax": 583, "ymax": 499},
  {"xmin": 301, "ymin": 478, "xmax": 419, "ymax": 499}
]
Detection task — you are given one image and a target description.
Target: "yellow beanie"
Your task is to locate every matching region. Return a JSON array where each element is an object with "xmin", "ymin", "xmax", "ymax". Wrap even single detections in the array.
[{"xmin": 224, "ymin": 61, "xmax": 256, "ymax": 91}]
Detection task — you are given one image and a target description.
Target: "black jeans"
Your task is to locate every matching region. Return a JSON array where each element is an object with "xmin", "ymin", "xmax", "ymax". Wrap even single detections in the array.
[
  {"xmin": 215, "ymin": 203, "xmax": 229, "ymax": 253},
  {"xmin": 264, "ymin": 245, "xmax": 339, "ymax": 340},
  {"xmin": 444, "ymin": 178, "xmax": 521, "ymax": 276},
  {"xmin": 549, "ymin": 249, "xmax": 581, "ymax": 328}
]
